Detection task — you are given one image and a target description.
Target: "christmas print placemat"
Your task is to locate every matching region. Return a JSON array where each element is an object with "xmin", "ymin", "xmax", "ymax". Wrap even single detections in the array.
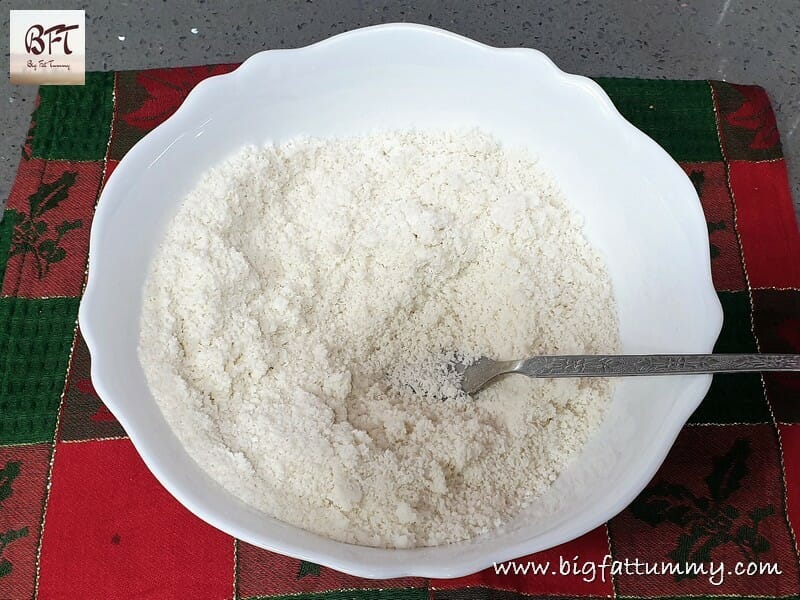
[{"xmin": 0, "ymin": 66, "xmax": 799, "ymax": 599}]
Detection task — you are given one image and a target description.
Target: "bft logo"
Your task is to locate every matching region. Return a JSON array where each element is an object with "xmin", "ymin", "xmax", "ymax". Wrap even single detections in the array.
[
  {"xmin": 10, "ymin": 10, "xmax": 85, "ymax": 85},
  {"xmin": 25, "ymin": 23, "xmax": 80, "ymax": 56}
]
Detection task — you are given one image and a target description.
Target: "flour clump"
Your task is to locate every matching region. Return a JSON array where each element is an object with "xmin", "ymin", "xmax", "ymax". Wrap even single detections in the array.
[{"xmin": 139, "ymin": 129, "xmax": 619, "ymax": 548}]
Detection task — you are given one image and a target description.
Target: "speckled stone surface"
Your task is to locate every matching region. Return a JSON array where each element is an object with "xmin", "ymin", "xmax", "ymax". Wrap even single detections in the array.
[{"xmin": 2, "ymin": 1, "xmax": 798, "ymax": 216}]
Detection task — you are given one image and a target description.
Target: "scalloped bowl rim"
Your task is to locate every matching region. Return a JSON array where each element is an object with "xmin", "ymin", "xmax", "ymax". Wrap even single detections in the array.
[{"xmin": 79, "ymin": 23, "xmax": 723, "ymax": 578}]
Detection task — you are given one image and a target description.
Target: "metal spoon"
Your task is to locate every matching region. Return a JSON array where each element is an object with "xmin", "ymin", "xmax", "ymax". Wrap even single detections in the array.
[{"xmin": 458, "ymin": 354, "xmax": 800, "ymax": 395}]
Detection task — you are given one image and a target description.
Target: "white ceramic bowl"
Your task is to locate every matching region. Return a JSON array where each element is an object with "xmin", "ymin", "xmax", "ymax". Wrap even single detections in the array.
[{"xmin": 79, "ymin": 23, "xmax": 723, "ymax": 578}]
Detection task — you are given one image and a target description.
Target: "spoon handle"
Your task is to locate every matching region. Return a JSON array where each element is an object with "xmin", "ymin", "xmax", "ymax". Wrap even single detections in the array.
[{"xmin": 517, "ymin": 354, "xmax": 800, "ymax": 377}]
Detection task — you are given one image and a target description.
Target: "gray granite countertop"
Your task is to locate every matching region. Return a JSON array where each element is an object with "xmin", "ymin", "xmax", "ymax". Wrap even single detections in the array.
[{"xmin": 2, "ymin": 1, "xmax": 799, "ymax": 217}]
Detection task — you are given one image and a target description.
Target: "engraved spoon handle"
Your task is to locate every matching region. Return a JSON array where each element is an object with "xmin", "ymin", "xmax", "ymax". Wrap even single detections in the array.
[{"xmin": 517, "ymin": 354, "xmax": 800, "ymax": 378}]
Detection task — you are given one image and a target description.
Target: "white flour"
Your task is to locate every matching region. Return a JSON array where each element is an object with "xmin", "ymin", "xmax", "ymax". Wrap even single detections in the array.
[{"xmin": 139, "ymin": 130, "xmax": 619, "ymax": 548}]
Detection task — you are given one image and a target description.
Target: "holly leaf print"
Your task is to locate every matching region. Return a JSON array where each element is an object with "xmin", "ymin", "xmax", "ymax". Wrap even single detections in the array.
[
  {"xmin": 0, "ymin": 461, "xmax": 29, "ymax": 580},
  {"xmin": 670, "ymin": 528, "xmax": 733, "ymax": 574},
  {"xmin": 736, "ymin": 524, "xmax": 769, "ymax": 554},
  {"xmin": 75, "ymin": 378, "xmax": 98, "ymax": 397},
  {"xmin": 725, "ymin": 85, "xmax": 779, "ymax": 150},
  {"xmin": 296, "ymin": 560, "xmax": 321, "ymax": 578},
  {"xmin": 91, "ymin": 404, "xmax": 117, "ymax": 422},
  {"xmin": 0, "ymin": 461, "xmax": 21, "ymax": 506},
  {"xmin": 670, "ymin": 526, "xmax": 705, "ymax": 563},
  {"xmin": 9, "ymin": 171, "xmax": 81, "ymax": 279},
  {"xmin": 749, "ymin": 505, "xmax": 775, "ymax": 524},
  {"xmin": 0, "ymin": 529, "xmax": 28, "ymax": 546},
  {"xmin": 123, "ymin": 65, "xmax": 237, "ymax": 131},
  {"xmin": 705, "ymin": 438, "xmax": 749, "ymax": 502},
  {"xmin": 689, "ymin": 170, "xmax": 705, "ymax": 197},
  {"xmin": 29, "ymin": 171, "xmax": 77, "ymax": 217},
  {"xmin": 49, "ymin": 247, "xmax": 66, "ymax": 263},
  {"xmin": 55, "ymin": 219, "xmax": 82, "ymax": 236},
  {"xmin": 74, "ymin": 378, "xmax": 117, "ymax": 422},
  {"xmin": 38, "ymin": 239, "xmax": 56, "ymax": 257},
  {"xmin": 706, "ymin": 220, "xmax": 726, "ymax": 259},
  {"xmin": 630, "ymin": 481, "xmax": 703, "ymax": 527},
  {"xmin": 631, "ymin": 438, "xmax": 776, "ymax": 580},
  {"xmin": 0, "ymin": 527, "xmax": 29, "ymax": 579},
  {"xmin": 690, "ymin": 531, "xmax": 730, "ymax": 564}
]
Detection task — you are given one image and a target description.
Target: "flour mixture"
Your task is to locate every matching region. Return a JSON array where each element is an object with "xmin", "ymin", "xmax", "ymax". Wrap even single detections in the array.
[{"xmin": 139, "ymin": 130, "xmax": 619, "ymax": 548}]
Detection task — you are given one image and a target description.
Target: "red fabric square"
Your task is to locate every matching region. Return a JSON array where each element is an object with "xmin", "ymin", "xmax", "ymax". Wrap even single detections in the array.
[
  {"xmin": 2, "ymin": 159, "xmax": 103, "ymax": 298},
  {"xmin": 37, "ymin": 439, "xmax": 234, "ymax": 599},
  {"xmin": 778, "ymin": 424, "xmax": 800, "ymax": 543},
  {"xmin": 680, "ymin": 162, "xmax": 746, "ymax": 291},
  {"xmin": 237, "ymin": 542, "xmax": 425, "ymax": 598},
  {"xmin": 0, "ymin": 443, "xmax": 50, "ymax": 600},
  {"xmin": 430, "ymin": 526, "xmax": 613, "ymax": 597},
  {"xmin": 728, "ymin": 159, "xmax": 800, "ymax": 289},
  {"xmin": 608, "ymin": 425, "xmax": 799, "ymax": 596}
]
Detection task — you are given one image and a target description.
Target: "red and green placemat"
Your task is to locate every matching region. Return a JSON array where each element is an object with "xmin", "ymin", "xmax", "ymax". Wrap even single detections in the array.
[{"xmin": 0, "ymin": 66, "xmax": 799, "ymax": 599}]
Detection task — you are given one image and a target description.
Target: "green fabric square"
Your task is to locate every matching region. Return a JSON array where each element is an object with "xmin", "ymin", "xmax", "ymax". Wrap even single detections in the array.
[
  {"xmin": 595, "ymin": 78, "xmax": 722, "ymax": 162},
  {"xmin": 689, "ymin": 291, "xmax": 769, "ymax": 424},
  {"xmin": 692, "ymin": 372, "xmax": 769, "ymax": 424},
  {"xmin": 0, "ymin": 297, "xmax": 79, "ymax": 444},
  {"xmin": 711, "ymin": 292, "xmax": 759, "ymax": 354},
  {"xmin": 250, "ymin": 590, "xmax": 428, "ymax": 600},
  {"xmin": 30, "ymin": 72, "xmax": 115, "ymax": 161},
  {"xmin": 0, "ymin": 209, "xmax": 17, "ymax": 287}
]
